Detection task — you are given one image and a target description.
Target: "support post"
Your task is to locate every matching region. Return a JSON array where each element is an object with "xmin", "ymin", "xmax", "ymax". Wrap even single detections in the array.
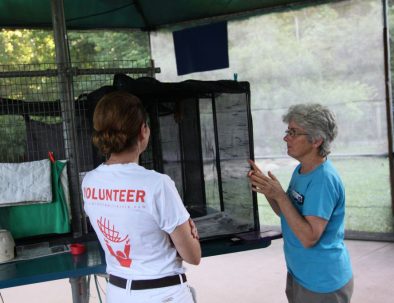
[
  {"xmin": 50, "ymin": 0, "xmax": 85, "ymax": 235},
  {"xmin": 69, "ymin": 276, "xmax": 90, "ymax": 303}
]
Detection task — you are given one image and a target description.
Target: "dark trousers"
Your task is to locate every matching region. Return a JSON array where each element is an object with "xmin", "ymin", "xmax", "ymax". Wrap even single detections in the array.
[{"xmin": 286, "ymin": 272, "xmax": 354, "ymax": 303}]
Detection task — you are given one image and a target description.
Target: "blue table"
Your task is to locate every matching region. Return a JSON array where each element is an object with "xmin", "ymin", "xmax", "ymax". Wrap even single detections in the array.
[
  {"xmin": 0, "ymin": 230, "xmax": 280, "ymax": 302},
  {"xmin": 0, "ymin": 241, "xmax": 106, "ymax": 303}
]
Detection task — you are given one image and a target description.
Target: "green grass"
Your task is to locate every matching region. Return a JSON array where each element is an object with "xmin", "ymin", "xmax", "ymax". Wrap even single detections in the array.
[{"xmin": 256, "ymin": 157, "xmax": 394, "ymax": 233}]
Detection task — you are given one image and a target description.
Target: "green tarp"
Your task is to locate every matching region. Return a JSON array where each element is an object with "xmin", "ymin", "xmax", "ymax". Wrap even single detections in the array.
[
  {"xmin": 0, "ymin": 0, "xmax": 331, "ymax": 30},
  {"xmin": 0, "ymin": 160, "xmax": 70, "ymax": 239}
]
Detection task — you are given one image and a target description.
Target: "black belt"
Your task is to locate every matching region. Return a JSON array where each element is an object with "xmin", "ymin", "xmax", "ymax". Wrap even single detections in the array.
[{"xmin": 109, "ymin": 273, "xmax": 187, "ymax": 290}]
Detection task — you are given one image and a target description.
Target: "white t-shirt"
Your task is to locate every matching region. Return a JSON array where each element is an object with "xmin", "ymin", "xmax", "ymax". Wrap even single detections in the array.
[{"xmin": 82, "ymin": 163, "xmax": 190, "ymax": 280}]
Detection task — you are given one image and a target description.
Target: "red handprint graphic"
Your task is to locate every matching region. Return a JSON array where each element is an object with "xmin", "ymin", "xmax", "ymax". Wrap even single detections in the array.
[{"xmin": 97, "ymin": 217, "xmax": 132, "ymax": 268}]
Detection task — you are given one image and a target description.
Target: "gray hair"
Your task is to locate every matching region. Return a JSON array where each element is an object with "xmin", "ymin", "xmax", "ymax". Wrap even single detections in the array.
[{"xmin": 282, "ymin": 103, "xmax": 338, "ymax": 157}]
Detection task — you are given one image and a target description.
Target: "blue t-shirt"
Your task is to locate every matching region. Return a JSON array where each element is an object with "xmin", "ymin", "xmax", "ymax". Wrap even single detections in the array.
[{"xmin": 281, "ymin": 159, "xmax": 352, "ymax": 293}]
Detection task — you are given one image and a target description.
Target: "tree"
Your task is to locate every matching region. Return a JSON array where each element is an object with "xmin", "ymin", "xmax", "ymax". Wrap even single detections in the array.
[{"xmin": 0, "ymin": 28, "xmax": 150, "ymax": 161}]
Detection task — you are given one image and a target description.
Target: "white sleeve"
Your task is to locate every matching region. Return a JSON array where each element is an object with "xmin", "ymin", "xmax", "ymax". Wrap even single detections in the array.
[{"xmin": 152, "ymin": 174, "xmax": 190, "ymax": 234}]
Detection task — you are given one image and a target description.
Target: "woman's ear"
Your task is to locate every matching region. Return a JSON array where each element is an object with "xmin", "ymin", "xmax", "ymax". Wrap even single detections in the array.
[
  {"xmin": 313, "ymin": 138, "xmax": 323, "ymax": 149},
  {"xmin": 139, "ymin": 122, "xmax": 149, "ymax": 141}
]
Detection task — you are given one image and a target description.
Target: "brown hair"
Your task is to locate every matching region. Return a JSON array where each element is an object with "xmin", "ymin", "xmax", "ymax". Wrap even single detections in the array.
[{"xmin": 92, "ymin": 90, "xmax": 147, "ymax": 156}]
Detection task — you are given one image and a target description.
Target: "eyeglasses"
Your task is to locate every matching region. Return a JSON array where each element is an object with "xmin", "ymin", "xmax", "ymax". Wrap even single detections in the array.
[{"xmin": 285, "ymin": 128, "xmax": 309, "ymax": 138}]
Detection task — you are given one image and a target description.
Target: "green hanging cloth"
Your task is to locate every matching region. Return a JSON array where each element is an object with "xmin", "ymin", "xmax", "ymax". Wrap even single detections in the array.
[{"xmin": 0, "ymin": 160, "xmax": 71, "ymax": 239}]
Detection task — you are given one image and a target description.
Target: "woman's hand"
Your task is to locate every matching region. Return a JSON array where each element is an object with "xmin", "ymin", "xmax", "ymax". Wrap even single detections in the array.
[
  {"xmin": 170, "ymin": 219, "xmax": 201, "ymax": 265},
  {"xmin": 188, "ymin": 218, "xmax": 199, "ymax": 240},
  {"xmin": 247, "ymin": 159, "xmax": 286, "ymax": 201}
]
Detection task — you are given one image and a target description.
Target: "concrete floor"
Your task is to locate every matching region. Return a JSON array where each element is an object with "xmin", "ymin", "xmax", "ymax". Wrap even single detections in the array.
[{"xmin": 1, "ymin": 238, "xmax": 393, "ymax": 303}]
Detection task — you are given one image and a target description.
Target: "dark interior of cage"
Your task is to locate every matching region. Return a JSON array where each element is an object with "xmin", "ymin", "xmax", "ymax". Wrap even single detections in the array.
[{"xmin": 0, "ymin": 73, "xmax": 259, "ymax": 243}]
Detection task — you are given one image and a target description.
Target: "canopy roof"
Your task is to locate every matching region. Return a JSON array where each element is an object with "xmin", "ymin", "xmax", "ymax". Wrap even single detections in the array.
[{"xmin": 0, "ymin": 0, "xmax": 331, "ymax": 30}]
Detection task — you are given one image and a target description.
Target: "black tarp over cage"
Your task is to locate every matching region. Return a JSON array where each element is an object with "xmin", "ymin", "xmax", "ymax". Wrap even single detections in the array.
[{"xmin": 86, "ymin": 74, "xmax": 259, "ymax": 240}]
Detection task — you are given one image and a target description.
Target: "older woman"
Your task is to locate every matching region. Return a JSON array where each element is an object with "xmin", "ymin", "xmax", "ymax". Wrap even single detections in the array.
[{"xmin": 248, "ymin": 103, "xmax": 353, "ymax": 303}]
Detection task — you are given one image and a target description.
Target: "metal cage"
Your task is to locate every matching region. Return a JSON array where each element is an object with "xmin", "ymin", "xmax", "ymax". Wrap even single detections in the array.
[{"xmin": 0, "ymin": 60, "xmax": 159, "ymax": 240}]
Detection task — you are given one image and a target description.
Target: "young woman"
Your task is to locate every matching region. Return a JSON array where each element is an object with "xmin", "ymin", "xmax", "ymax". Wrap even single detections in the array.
[{"xmin": 82, "ymin": 90, "xmax": 201, "ymax": 303}]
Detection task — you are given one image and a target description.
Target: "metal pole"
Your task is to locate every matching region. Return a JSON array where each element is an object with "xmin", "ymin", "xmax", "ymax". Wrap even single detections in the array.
[
  {"xmin": 382, "ymin": 0, "xmax": 394, "ymax": 215},
  {"xmin": 69, "ymin": 276, "xmax": 90, "ymax": 303},
  {"xmin": 50, "ymin": 1, "xmax": 89, "ymax": 301},
  {"xmin": 50, "ymin": 0, "xmax": 84, "ymax": 235},
  {"xmin": 211, "ymin": 96, "xmax": 225, "ymax": 212}
]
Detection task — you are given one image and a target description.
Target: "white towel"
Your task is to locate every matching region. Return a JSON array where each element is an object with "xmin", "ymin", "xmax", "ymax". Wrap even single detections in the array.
[{"xmin": 0, "ymin": 159, "xmax": 52, "ymax": 207}]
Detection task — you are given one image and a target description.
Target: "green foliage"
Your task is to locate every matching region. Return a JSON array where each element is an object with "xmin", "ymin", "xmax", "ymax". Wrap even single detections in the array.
[
  {"xmin": 0, "ymin": 29, "xmax": 150, "ymax": 65},
  {"xmin": 0, "ymin": 28, "xmax": 150, "ymax": 162},
  {"xmin": 68, "ymin": 30, "xmax": 149, "ymax": 65},
  {"xmin": 0, "ymin": 29, "xmax": 56, "ymax": 64},
  {"xmin": 0, "ymin": 116, "xmax": 26, "ymax": 162}
]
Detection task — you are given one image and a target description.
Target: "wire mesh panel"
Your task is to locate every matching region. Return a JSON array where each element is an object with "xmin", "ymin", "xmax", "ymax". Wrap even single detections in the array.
[
  {"xmin": 0, "ymin": 60, "xmax": 157, "ymax": 241},
  {"xmin": 0, "ymin": 63, "xmax": 60, "ymax": 163}
]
